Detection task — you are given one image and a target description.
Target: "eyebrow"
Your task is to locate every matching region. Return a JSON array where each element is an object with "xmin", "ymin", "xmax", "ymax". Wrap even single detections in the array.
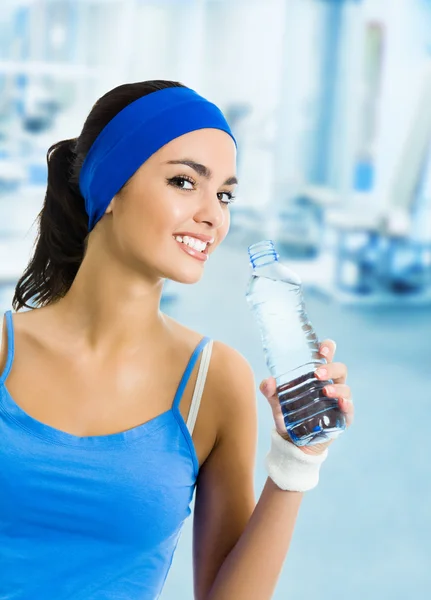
[{"xmin": 165, "ymin": 159, "xmax": 238, "ymax": 186}]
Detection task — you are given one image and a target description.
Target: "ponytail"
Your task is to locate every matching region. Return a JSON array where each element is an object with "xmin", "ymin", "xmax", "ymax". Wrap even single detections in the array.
[{"xmin": 12, "ymin": 139, "xmax": 88, "ymax": 310}]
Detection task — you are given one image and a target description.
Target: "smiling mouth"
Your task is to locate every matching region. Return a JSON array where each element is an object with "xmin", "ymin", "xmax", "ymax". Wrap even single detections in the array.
[
  {"xmin": 173, "ymin": 235, "xmax": 211, "ymax": 261},
  {"xmin": 173, "ymin": 235, "xmax": 211, "ymax": 254}
]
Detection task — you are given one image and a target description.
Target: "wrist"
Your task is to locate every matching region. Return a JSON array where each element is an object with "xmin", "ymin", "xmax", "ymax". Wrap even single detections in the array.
[{"xmin": 265, "ymin": 428, "xmax": 329, "ymax": 492}]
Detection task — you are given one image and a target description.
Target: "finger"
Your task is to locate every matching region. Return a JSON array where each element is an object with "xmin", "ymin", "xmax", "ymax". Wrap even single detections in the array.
[
  {"xmin": 338, "ymin": 397, "xmax": 354, "ymax": 428},
  {"xmin": 315, "ymin": 361, "xmax": 348, "ymax": 385},
  {"xmin": 318, "ymin": 339, "xmax": 337, "ymax": 363},
  {"xmin": 259, "ymin": 377, "xmax": 277, "ymax": 399},
  {"xmin": 322, "ymin": 383, "xmax": 351, "ymax": 400}
]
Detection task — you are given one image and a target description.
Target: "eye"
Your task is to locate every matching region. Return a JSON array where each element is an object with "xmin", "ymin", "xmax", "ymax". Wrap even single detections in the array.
[
  {"xmin": 167, "ymin": 175, "xmax": 196, "ymax": 190},
  {"xmin": 217, "ymin": 191, "xmax": 236, "ymax": 205}
]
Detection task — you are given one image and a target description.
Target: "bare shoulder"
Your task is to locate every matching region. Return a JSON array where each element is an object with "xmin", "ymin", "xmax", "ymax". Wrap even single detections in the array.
[
  {"xmin": 0, "ymin": 308, "xmax": 39, "ymax": 378},
  {"xmin": 164, "ymin": 314, "xmax": 257, "ymax": 440},
  {"xmin": 3, "ymin": 307, "xmax": 45, "ymax": 335},
  {"xmin": 165, "ymin": 314, "xmax": 256, "ymax": 402},
  {"xmin": 199, "ymin": 340, "xmax": 257, "ymax": 474},
  {"xmin": 208, "ymin": 340, "xmax": 256, "ymax": 410}
]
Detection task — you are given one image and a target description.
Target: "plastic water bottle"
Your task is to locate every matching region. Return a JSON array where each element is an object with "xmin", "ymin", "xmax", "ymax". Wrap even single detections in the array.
[{"xmin": 246, "ymin": 240, "xmax": 346, "ymax": 446}]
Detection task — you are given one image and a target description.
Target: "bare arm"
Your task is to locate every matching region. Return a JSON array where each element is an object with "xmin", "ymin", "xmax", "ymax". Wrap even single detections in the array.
[
  {"xmin": 206, "ymin": 479, "xmax": 303, "ymax": 600},
  {"xmin": 194, "ymin": 339, "xmax": 352, "ymax": 600},
  {"xmin": 192, "ymin": 343, "xmax": 304, "ymax": 600}
]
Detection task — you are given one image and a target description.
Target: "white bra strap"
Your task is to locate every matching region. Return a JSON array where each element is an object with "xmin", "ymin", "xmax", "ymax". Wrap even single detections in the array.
[{"xmin": 186, "ymin": 339, "xmax": 213, "ymax": 435}]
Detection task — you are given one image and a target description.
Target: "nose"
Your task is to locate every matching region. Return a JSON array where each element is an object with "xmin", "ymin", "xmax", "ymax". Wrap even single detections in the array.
[{"xmin": 193, "ymin": 191, "xmax": 225, "ymax": 229}]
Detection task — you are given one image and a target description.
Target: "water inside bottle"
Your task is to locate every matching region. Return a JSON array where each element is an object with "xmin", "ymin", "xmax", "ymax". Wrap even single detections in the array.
[{"xmin": 277, "ymin": 370, "xmax": 344, "ymax": 446}]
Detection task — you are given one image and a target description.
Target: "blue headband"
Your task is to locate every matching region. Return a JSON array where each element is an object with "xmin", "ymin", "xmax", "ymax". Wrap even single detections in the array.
[{"xmin": 78, "ymin": 86, "xmax": 237, "ymax": 231}]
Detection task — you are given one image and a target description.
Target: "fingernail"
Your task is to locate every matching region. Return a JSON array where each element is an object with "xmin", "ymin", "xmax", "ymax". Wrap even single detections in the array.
[
  {"xmin": 320, "ymin": 347, "xmax": 329, "ymax": 356},
  {"xmin": 315, "ymin": 368, "xmax": 327, "ymax": 379},
  {"xmin": 325, "ymin": 385, "xmax": 335, "ymax": 395}
]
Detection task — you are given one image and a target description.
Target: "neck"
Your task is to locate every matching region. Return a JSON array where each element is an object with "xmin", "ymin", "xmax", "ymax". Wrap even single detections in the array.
[{"xmin": 48, "ymin": 240, "xmax": 170, "ymax": 356}]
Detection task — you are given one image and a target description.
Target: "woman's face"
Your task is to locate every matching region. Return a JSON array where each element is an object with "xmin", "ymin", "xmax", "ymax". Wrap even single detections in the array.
[{"xmin": 103, "ymin": 128, "xmax": 237, "ymax": 284}]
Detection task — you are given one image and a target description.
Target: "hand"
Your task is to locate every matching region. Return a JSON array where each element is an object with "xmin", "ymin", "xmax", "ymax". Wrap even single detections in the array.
[{"xmin": 259, "ymin": 339, "xmax": 354, "ymax": 456}]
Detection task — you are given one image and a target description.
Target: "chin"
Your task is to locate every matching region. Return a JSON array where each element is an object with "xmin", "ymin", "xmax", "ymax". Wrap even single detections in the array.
[{"xmin": 165, "ymin": 266, "xmax": 205, "ymax": 285}]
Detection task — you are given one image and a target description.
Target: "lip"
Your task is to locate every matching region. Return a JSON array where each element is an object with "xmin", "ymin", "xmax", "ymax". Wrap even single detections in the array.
[
  {"xmin": 172, "ymin": 232, "xmax": 215, "ymax": 244},
  {"xmin": 174, "ymin": 238, "xmax": 209, "ymax": 262}
]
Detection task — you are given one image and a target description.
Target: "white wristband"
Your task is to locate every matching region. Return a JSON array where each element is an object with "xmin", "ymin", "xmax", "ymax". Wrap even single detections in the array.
[{"xmin": 265, "ymin": 428, "xmax": 329, "ymax": 492}]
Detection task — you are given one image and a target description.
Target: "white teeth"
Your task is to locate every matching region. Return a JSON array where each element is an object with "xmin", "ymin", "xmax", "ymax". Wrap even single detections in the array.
[{"xmin": 174, "ymin": 235, "xmax": 207, "ymax": 252}]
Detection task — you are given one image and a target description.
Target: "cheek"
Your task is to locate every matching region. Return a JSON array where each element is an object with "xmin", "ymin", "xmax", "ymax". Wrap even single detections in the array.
[
  {"xmin": 219, "ymin": 210, "xmax": 231, "ymax": 239},
  {"xmin": 118, "ymin": 184, "xmax": 172, "ymax": 229}
]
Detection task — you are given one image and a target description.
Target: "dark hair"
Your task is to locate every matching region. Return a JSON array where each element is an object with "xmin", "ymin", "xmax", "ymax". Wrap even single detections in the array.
[{"xmin": 12, "ymin": 80, "xmax": 187, "ymax": 311}]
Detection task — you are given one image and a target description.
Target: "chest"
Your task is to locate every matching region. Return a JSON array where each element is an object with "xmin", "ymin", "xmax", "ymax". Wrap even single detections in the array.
[
  {"xmin": 3, "ymin": 340, "xmax": 217, "ymax": 468},
  {"xmin": 7, "ymin": 351, "xmax": 177, "ymax": 431}
]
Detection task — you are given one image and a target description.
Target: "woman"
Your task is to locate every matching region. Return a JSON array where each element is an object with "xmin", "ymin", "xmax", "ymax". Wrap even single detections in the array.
[{"xmin": 0, "ymin": 80, "xmax": 354, "ymax": 600}]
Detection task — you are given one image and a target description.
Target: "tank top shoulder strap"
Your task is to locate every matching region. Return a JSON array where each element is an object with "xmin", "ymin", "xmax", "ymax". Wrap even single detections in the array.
[
  {"xmin": 171, "ymin": 336, "xmax": 212, "ymax": 419},
  {"xmin": 0, "ymin": 310, "xmax": 15, "ymax": 384}
]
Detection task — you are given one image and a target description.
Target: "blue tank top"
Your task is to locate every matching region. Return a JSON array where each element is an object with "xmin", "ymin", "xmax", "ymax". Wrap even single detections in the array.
[{"xmin": 0, "ymin": 310, "xmax": 212, "ymax": 599}]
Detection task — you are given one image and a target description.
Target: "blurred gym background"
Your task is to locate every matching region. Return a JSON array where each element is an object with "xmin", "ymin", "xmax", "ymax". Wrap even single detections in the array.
[{"xmin": 0, "ymin": 1, "xmax": 429, "ymax": 599}]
